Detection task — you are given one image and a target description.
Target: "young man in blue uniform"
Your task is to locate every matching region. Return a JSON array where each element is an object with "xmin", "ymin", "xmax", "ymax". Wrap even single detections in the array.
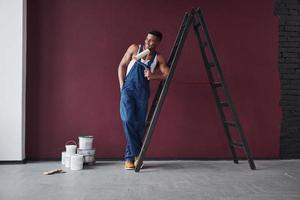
[{"xmin": 118, "ymin": 30, "xmax": 170, "ymax": 169}]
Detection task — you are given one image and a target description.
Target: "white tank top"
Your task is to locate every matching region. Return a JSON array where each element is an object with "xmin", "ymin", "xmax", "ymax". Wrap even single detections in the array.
[{"xmin": 126, "ymin": 45, "xmax": 158, "ymax": 76}]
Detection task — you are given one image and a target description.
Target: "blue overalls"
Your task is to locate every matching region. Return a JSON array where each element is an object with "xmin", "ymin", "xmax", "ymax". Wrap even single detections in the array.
[{"xmin": 120, "ymin": 45, "xmax": 156, "ymax": 161}]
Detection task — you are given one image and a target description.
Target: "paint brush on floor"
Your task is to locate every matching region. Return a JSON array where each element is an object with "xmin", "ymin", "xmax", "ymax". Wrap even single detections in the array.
[{"xmin": 43, "ymin": 168, "xmax": 65, "ymax": 175}]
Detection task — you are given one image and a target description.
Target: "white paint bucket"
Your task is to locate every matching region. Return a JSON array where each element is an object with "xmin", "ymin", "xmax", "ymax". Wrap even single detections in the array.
[
  {"xmin": 65, "ymin": 140, "xmax": 77, "ymax": 155},
  {"xmin": 70, "ymin": 154, "xmax": 84, "ymax": 170},
  {"xmin": 78, "ymin": 136, "xmax": 94, "ymax": 150},
  {"xmin": 65, "ymin": 154, "xmax": 71, "ymax": 168},
  {"xmin": 61, "ymin": 152, "xmax": 66, "ymax": 165}
]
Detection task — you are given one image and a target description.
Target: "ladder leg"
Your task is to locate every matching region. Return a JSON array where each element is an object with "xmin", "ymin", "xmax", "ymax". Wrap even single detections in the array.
[
  {"xmin": 192, "ymin": 18, "xmax": 239, "ymax": 165},
  {"xmin": 135, "ymin": 13, "xmax": 194, "ymax": 172},
  {"xmin": 193, "ymin": 8, "xmax": 256, "ymax": 170},
  {"xmin": 235, "ymin": 122, "xmax": 256, "ymax": 169},
  {"xmin": 145, "ymin": 82, "xmax": 164, "ymax": 128}
]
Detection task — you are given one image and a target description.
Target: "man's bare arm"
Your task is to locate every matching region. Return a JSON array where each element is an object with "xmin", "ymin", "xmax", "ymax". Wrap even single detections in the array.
[
  {"xmin": 118, "ymin": 44, "xmax": 138, "ymax": 90},
  {"xmin": 144, "ymin": 54, "xmax": 170, "ymax": 80}
]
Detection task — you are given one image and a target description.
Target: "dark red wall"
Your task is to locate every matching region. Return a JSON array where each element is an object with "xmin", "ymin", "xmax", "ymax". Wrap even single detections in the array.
[{"xmin": 26, "ymin": 0, "xmax": 281, "ymax": 159}]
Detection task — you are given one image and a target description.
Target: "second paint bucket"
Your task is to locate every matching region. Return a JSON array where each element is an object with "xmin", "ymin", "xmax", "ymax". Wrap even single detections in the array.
[
  {"xmin": 70, "ymin": 154, "xmax": 84, "ymax": 170},
  {"xmin": 78, "ymin": 136, "xmax": 94, "ymax": 150}
]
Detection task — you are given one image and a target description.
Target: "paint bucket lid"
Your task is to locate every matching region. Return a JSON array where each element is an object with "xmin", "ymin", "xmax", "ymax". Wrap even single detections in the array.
[{"xmin": 79, "ymin": 135, "xmax": 93, "ymax": 138}]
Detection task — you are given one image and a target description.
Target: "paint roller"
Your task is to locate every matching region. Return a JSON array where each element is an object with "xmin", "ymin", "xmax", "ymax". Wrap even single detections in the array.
[{"xmin": 134, "ymin": 48, "xmax": 151, "ymax": 60}]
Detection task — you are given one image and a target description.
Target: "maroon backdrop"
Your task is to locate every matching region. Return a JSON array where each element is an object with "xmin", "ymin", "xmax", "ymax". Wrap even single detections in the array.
[{"xmin": 26, "ymin": 0, "xmax": 281, "ymax": 159}]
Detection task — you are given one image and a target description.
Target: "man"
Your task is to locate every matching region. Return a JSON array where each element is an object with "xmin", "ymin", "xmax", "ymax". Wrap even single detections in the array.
[{"xmin": 118, "ymin": 30, "xmax": 170, "ymax": 170}]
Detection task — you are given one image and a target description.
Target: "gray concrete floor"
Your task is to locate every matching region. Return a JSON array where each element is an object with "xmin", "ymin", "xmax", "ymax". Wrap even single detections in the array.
[{"xmin": 0, "ymin": 160, "xmax": 299, "ymax": 200}]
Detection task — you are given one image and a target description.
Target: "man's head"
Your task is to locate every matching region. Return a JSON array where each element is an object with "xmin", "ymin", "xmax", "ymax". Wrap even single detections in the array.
[{"xmin": 144, "ymin": 30, "xmax": 163, "ymax": 51}]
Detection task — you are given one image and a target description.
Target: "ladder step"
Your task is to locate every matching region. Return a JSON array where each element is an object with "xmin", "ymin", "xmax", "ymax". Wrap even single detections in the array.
[
  {"xmin": 231, "ymin": 142, "xmax": 244, "ymax": 148},
  {"xmin": 224, "ymin": 121, "xmax": 237, "ymax": 127},
  {"xmin": 220, "ymin": 102, "xmax": 229, "ymax": 107},
  {"xmin": 212, "ymin": 82, "xmax": 222, "ymax": 88}
]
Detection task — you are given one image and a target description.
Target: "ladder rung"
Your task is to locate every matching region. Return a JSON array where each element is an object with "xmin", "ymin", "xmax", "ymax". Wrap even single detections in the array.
[
  {"xmin": 224, "ymin": 121, "xmax": 237, "ymax": 127},
  {"xmin": 231, "ymin": 142, "xmax": 244, "ymax": 148},
  {"xmin": 212, "ymin": 82, "xmax": 222, "ymax": 88},
  {"xmin": 220, "ymin": 102, "xmax": 229, "ymax": 107}
]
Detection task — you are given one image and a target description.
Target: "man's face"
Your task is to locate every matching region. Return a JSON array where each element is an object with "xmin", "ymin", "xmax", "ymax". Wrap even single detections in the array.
[{"xmin": 144, "ymin": 34, "xmax": 160, "ymax": 50}]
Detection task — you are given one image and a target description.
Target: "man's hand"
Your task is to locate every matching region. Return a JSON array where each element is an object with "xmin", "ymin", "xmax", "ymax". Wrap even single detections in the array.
[{"xmin": 144, "ymin": 69, "xmax": 152, "ymax": 80}]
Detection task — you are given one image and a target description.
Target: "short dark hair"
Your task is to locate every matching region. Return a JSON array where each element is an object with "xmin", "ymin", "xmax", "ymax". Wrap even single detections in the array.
[{"xmin": 148, "ymin": 30, "xmax": 163, "ymax": 41}]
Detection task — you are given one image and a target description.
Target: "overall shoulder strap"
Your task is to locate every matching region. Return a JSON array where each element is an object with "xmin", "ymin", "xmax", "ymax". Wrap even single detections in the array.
[
  {"xmin": 138, "ymin": 45, "xmax": 143, "ymax": 54},
  {"xmin": 147, "ymin": 51, "xmax": 157, "ymax": 67}
]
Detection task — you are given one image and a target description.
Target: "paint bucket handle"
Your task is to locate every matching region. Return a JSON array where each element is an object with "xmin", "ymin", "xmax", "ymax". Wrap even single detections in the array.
[{"xmin": 65, "ymin": 140, "xmax": 77, "ymax": 146}]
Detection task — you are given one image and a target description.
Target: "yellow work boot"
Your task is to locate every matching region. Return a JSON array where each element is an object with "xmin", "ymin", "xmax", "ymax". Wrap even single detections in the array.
[
  {"xmin": 124, "ymin": 160, "xmax": 135, "ymax": 170},
  {"xmin": 134, "ymin": 156, "xmax": 144, "ymax": 169}
]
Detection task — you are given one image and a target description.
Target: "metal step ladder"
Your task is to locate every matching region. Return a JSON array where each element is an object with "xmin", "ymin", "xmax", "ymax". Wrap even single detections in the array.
[{"xmin": 135, "ymin": 7, "xmax": 256, "ymax": 172}]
